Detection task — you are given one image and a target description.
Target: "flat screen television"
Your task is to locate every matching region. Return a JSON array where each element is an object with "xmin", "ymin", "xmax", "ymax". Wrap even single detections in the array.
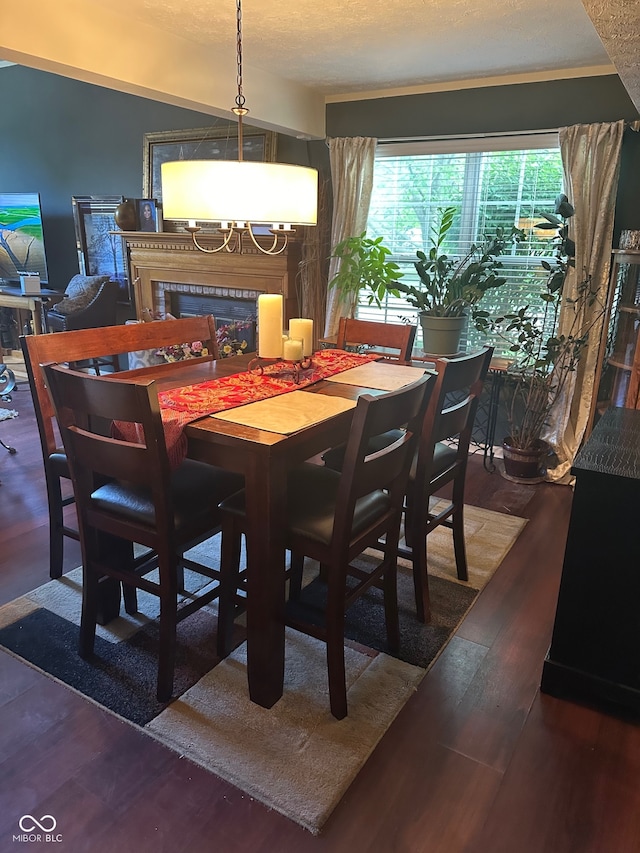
[{"xmin": 0, "ymin": 192, "xmax": 49, "ymax": 285}]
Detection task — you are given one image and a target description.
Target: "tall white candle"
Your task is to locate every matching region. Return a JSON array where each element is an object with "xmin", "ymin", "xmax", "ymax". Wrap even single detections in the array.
[
  {"xmin": 289, "ymin": 318, "xmax": 314, "ymax": 357},
  {"xmin": 258, "ymin": 294, "xmax": 284, "ymax": 358}
]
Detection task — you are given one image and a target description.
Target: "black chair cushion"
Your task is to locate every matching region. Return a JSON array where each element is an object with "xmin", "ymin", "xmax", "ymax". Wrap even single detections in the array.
[
  {"xmin": 49, "ymin": 450, "xmax": 70, "ymax": 478},
  {"xmin": 409, "ymin": 441, "xmax": 458, "ymax": 485},
  {"xmin": 91, "ymin": 460, "xmax": 243, "ymax": 532},
  {"xmin": 220, "ymin": 462, "xmax": 390, "ymax": 547}
]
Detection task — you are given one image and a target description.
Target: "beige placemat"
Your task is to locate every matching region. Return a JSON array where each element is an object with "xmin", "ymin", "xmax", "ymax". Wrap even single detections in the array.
[
  {"xmin": 324, "ymin": 362, "xmax": 429, "ymax": 391},
  {"xmin": 211, "ymin": 390, "xmax": 357, "ymax": 434}
]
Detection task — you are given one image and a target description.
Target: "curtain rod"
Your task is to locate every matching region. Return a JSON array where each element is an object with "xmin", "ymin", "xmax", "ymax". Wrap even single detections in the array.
[{"xmin": 378, "ymin": 128, "xmax": 560, "ymax": 145}]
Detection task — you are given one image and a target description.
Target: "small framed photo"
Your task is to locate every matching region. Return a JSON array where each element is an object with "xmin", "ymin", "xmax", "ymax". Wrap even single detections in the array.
[{"xmin": 137, "ymin": 199, "xmax": 162, "ymax": 233}]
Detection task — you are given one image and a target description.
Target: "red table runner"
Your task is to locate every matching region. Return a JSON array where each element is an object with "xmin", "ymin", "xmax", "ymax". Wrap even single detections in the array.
[{"xmin": 115, "ymin": 349, "xmax": 380, "ymax": 466}]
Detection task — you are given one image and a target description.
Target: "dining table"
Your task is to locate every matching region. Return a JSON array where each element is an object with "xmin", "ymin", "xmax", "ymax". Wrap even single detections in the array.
[{"xmin": 116, "ymin": 351, "xmax": 430, "ymax": 709}]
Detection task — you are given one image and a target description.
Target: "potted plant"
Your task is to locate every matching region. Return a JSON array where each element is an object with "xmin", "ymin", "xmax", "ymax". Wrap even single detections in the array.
[
  {"xmin": 328, "ymin": 233, "xmax": 403, "ymax": 318},
  {"xmin": 394, "ymin": 206, "xmax": 524, "ymax": 355},
  {"xmin": 475, "ymin": 194, "xmax": 604, "ymax": 482}
]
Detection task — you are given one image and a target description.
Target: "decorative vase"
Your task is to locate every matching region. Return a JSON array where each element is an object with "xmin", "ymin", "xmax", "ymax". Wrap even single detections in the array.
[
  {"xmin": 419, "ymin": 312, "xmax": 466, "ymax": 356},
  {"xmin": 501, "ymin": 437, "xmax": 549, "ymax": 483},
  {"xmin": 114, "ymin": 199, "xmax": 138, "ymax": 231}
]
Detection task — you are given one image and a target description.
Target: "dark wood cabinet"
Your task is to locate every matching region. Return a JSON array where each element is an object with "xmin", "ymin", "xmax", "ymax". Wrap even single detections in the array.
[{"xmin": 541, "ymin": 406, "xmax": 640, "ymax": 714}]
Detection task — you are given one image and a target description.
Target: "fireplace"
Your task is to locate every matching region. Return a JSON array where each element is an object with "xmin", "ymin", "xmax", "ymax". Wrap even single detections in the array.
[
  {"xmin": 169, "ymin": 289, "xmax": 257, "ymax": 353},
  {"xmin": 117, "ymin": 231, "xmax": 302, "ymax": 327}
]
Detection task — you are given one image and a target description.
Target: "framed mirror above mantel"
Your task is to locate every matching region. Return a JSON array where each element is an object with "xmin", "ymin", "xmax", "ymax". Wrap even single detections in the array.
[{"xmin": 116, "ymin": 231, "xmax": 302, "ymax": 325}]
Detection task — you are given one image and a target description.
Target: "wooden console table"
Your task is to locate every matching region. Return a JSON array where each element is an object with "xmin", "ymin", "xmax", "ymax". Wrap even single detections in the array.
[
  {"xmin": 541, "ymin": 406, "xmax": 640, "ymax": 714},
  {"xmin": 0, "ymin": 286, "xmax": 63, "ymax": 336}
]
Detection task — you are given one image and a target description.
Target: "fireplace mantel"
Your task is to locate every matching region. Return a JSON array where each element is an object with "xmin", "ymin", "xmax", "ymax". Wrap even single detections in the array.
[{"xmin": 118, "ymin": 231, "xmax": 302, "ymax": 323}]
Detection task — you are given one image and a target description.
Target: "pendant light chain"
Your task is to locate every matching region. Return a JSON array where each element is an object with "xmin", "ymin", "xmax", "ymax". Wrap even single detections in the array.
[
  {"xmin": 160, "ymin": 0, "xmax": 318, "ymax": 254},
  {"xmin": 233, "ymin": 0, "xmax": 248, "ymax": 160}
]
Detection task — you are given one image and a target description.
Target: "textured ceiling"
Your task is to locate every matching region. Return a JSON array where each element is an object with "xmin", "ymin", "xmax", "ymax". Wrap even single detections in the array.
[
  {"xmin": 581, "ymin": 0, "xmax": 640, "ymax": 111},
  {"xmin": 87, "ymin": 0, "xmax": 614, "ymax": 97}
]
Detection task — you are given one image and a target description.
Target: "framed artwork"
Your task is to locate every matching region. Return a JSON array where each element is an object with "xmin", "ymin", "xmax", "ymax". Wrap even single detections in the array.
[
  {"xmin": 71, "ymin": 196, "xmax": 131, "ymax": 304},
  {"xmin": 142, "ymin": 124, "xmax": 277, "ymax": 232},
  {"xmin": 137, "ymin": 198, "xmax": 162, "ymax": 233}
]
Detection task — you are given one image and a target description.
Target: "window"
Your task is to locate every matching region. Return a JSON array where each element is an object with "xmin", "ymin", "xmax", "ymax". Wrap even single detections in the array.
[{"xmin": 359, "ymin": 133, "xmax": 564, "ymax": 357}]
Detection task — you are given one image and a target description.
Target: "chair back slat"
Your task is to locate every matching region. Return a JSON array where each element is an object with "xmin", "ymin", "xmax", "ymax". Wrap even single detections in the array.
[
  {"xmin": 437, "ymin": 397, "xmax": 477, "ymax": 443},
  {"xmin": 336, "ymin": 317, "xmax": 416, "ymax": 362}
]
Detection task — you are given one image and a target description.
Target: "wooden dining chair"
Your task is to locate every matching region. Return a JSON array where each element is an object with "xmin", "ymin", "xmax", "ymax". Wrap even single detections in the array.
[
  {"xmin": 335, "ymin": 317, "xmax": 417, "ymax": 363},
  {"xmin": 43, "ymin": 363, "xmax": 243, "ymax": 702},
  {"xmin": 216, "ymin": 373, "xmax": 434, "ymax": 719},
  {"xmin": 401, "ymin": 347, "xmax": 494, "ymax": 622},
  {"xmin": 321, "ymin": 317, "xmax": 420, "ymax": 470},
  {"xmin": 324, "ymin": 346, "xmax": 493, "ymax": 623},
  {"xmin": 21, "ymin": 315, "xmax": 219, "ymax": 579}
]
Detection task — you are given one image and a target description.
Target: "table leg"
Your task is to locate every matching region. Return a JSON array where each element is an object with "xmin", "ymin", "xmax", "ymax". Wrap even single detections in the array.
[
  {"xmin": 32, "ymin": 302, "xmax": 44, "ymax": 335},
  {"xmin": 242, "ymin": 454, "xmax": 287, "ymax": 708}
]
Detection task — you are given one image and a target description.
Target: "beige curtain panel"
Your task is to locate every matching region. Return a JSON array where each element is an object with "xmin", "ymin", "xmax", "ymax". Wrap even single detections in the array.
[
  {"xmin": 324, "ymin": 137, "xmax": 377, "ymax": 338},
  {"xmin": 544, "ymin": 120, "xmax": 625, "ymax": 482}
]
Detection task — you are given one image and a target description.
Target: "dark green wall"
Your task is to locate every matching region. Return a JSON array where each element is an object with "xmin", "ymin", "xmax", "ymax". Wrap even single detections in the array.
[
  {"xmin": 327, "ymin": 75, "xmax": 640, "ymax": 239},
  {"xmin": 0, "ymin": 65, "xmax": 318, "ymax": 290},
  {"xmin": 2, "ymin": 66, "xmax": 639, "ymax": 291},
  {"xmin": 325, "ymin": 75, "xmax": 639, "ymax": 138}
]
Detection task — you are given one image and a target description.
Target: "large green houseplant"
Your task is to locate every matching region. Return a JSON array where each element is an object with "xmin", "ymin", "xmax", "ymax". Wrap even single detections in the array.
[
  {"xmin": 328, "ymin": 233, "xmax": 402, "ymax": 317},
  {"xmin": 475, "ymin": 194, "xmax": 604, "ymax": 481},
  {"xmin": 394, "ymin": 206, "xmax": 524, "ymax": 354}
]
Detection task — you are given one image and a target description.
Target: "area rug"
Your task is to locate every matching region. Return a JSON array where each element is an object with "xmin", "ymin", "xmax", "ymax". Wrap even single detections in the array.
[{"xmin": 0, "ymin": 504, "xmax": 526, "ymax": 833}]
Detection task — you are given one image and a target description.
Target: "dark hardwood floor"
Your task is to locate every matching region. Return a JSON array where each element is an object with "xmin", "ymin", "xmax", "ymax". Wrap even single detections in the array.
[{"xmin": 1, "ymin": 378, "xmax": 639, "ymax": 852}]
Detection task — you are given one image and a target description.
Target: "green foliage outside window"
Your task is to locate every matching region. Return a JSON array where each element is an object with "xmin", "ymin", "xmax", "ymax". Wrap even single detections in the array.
[{"xmin": 361, "ymin": 145, "xmax": 565, "ymax": 357}]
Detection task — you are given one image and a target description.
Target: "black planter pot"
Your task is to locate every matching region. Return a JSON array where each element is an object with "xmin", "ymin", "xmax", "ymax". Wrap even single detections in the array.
[{"xmin": 501, "ymin": 437, "xmax": 550, "ymax": 484}]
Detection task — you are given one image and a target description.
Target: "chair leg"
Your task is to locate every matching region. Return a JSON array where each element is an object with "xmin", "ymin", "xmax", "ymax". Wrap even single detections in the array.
[
  {"xmin": 156, "ymin": 555, "xmax": 178, "ymax": 703},
  {"xmin": 79, "ymin": 576, "xmax": 99, "ymax": 660},
  {"xmin": 403, "ymin": 497, "xmax": 414, "ymax": 549},
  {"xmin": 47, "ymin": 475, "xmax": 65, "ymax": 579},
  {"xmin": 326, "ymin": 623, "xmax": 347, "ymax": 720},
  {"xmin": 382, "ymin": 547, "xmax": 400, "ymax": 652},
  {"xmin": 405, "ymin": 493, "xmax": 431, "ymax": 623},
  {"xmin": 288, "ymin": 552, "xmax": 304, "ymax": 601},
  {"xmin": 122, "ymin": 583, "xmax": 139, "ymax": 615},
  {"xmin": 176, "ymin": 558, "xmax": 185, "ymax": 593},
  {"xmin": 451, "ymin": 479, "xmax": 469, "ymax": 581},
  {"xmin": 79, "ymin": 537, "xmax": 100, "ymax": 659},
  {"xmin": 217, "ymin": 515, "xmax": 243, "ymax": 659}
]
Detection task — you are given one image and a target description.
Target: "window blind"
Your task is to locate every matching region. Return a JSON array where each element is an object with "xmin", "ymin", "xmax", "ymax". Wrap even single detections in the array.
[{"xmin": 358, "ymin": 137, "xmax": 564, "ymax": 358}]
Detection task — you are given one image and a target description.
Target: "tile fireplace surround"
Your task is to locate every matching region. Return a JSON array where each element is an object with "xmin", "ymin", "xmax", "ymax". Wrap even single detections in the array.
[{"xmin": 118, "ymin": 231, "xmax": 303, "ymax": 324}]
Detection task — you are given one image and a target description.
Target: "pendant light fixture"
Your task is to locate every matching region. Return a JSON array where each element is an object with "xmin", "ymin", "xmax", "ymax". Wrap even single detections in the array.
[{"xmin": 160, "ymin": 0, "xmax": 318, "ymax": 255}]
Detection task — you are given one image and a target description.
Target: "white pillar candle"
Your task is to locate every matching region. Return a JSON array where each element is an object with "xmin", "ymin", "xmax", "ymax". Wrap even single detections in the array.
[
  {"xmin": 258, "ymin": 294, "xmax": 284, "ymax": 358},
  {"xmin": 283, "ymin": 337, "xmax": 303, "ymax": 362},
  {"xmin": 289, "ymin": 318, "xmax": 314, "ymax": 357}
]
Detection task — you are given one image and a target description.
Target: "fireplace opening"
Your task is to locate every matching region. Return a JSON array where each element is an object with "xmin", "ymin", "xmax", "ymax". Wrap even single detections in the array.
[{"xmin": 169, "ymin": 292, "xmax": 257, "ymax": 354}]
